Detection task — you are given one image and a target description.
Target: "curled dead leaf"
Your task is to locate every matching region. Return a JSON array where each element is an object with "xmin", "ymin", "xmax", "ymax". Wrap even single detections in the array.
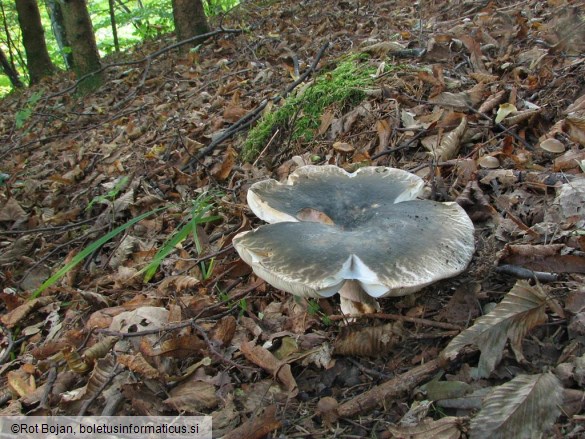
[
  {"xmin": 333, "ymin": 322, "xmax": 403, "ymax": 357},
  {"xmin": 240, "ymin": 340, "xmax": 298, "ymax": 396}
]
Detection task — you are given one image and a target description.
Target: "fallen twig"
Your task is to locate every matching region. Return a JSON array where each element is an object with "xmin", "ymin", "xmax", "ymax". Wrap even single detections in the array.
[
  {"xmin": 496, "ymin": 264, "xmax": 559, "ymax": 282},
  {"xmin": 335, "ymin": 359, "xmax": 441, "ymax": 419},
  {"xmin": 328, "ymin": 312, "xmax": 463, "ymax": 331}
]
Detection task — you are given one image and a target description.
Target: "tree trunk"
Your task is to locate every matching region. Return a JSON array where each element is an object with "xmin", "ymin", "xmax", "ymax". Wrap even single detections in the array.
[
  {"xmin": 44, "ymin": 0, "xmax": 74, "ymax": 68},
  {"xmin": 108, "ymin": 0, "xmax": 119, "ymax": 52},
  {"xmin": 0, "ymin": 46, "xmax": 24, "ymax": 88},
  {"xmin": 15, "ymin": 0, "xmax": 55, "ymax": 85},
  {"xmin": 171, "ymin": 0, "xmax": 210, "ymax": 50},
  {"xmin": 60, "ymin": 0, "xmax": 103, "ymax": 92}
]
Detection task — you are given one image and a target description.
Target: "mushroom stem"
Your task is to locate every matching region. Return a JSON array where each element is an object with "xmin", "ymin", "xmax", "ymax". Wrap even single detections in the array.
[{"xmin": 339, "ymin": 280, "xmax": 381, "ymax": 316}]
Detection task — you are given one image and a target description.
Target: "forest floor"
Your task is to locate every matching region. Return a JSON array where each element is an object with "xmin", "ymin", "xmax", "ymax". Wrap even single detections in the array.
[{"xmin": 1, "ymin": 0, "xmax": 585, "ymax": 437}]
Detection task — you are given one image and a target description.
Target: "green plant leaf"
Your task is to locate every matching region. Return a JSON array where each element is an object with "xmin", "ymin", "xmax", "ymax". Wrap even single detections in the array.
[{"xmin": 32, "ymin": 206, "xmax": 166, "ymax": 299}]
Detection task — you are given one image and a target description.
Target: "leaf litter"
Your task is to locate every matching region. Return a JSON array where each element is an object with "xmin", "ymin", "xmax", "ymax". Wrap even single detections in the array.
[{"xmin": 1, "ymin": 0, "xmax": 585, "ymax": 437}]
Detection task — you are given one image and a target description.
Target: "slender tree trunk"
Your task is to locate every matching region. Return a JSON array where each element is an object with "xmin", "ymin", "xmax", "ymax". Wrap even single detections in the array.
[
  {"xmin": 0, "ymin": 46, "xmax": 23, "ymax": 88},
  {"xmin": 107, "ymin": 0, "xmax": 119, "ymax": 52},
  {"xmin": 171, "ymin": 0, "xmax": 210, "ymax": 51},
  {"xmin": 60, "ymin": 0, "xmax": 103, "ymax": 92},
  {"xmin": 44, "ymin": 0, "xmax": 74, "ymax": 68},
  {"xmin": 15, "ymin": 0, "xmax": 55, "ymax": 84}
]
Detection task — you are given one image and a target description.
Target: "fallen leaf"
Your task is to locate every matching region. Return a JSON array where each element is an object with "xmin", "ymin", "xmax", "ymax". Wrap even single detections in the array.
[
  {"xmin": 470, "ymin": 373, "xmax": 562, "ymax": 439},
  {"xmin": 440, "ymin": 281, "xmax": 549, "ymax": 377}
]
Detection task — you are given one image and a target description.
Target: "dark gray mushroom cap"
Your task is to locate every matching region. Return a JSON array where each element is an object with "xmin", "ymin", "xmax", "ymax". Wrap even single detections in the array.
[{"xmin": 233, "ymin": 165, "xmax": 475, "ymax": 299}]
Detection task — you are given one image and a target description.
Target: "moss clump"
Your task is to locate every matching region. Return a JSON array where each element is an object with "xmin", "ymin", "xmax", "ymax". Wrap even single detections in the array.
[{"xmin": 242, "ymin": 55, "xmax": 377, "ymax": 162}]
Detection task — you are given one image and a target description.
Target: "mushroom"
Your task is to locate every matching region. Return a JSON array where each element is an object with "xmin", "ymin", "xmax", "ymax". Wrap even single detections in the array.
[{"xmin": 233, "ymin": 165, "xmax": 475, "ymax": 316}]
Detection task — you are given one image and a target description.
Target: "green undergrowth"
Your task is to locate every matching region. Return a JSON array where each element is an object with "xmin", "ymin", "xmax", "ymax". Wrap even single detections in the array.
[{"xmin": 242, "ymin": 54, "xmax": 378, "ymax": 161}]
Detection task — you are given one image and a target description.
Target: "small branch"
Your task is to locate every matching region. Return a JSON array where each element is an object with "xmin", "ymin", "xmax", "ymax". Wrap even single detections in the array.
[
  {"xmin": 328, "ymin": 312, "xmax": 463, "ymax": 331},
  {"xmin": 335, "ymin": 359, "xmax": 441, "ymax": 419},
  {"xmin": 496, "ymin": 264, "xmax": 559, "ymax": 282}
]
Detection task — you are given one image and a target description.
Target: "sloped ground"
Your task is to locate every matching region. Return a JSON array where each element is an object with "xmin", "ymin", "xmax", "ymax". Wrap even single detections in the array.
[{"xmin": 1, "ymin": 0, "xmax": 585, "ymax": 437}]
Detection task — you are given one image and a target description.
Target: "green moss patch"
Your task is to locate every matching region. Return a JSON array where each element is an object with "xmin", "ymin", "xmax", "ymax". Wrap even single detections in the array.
[{"xmin": 242, "ymin": 55, "xmax": 377, "ymax": 162}]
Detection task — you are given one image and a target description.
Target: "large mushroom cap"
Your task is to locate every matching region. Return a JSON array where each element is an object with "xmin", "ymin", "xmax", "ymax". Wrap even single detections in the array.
[{"xmin": 233, "ymin": 165, "xmax": 475, "ymax": 299}]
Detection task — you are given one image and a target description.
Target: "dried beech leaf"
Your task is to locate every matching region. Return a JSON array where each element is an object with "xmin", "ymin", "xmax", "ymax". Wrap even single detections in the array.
[
  {"xmin": 469, "ymin": 72, "xmax": 499, "ymax": 83},
  {"xmin": 0, "ymin": 296, "xmax": 54, "ymax": 328},
  {"xmin": 470, "ymin": 373, "xmax": 562, "ymax": 439},
  {"xmin": 500, "ymin": 108, "xmax": 541, "ymax": 126},
  {"xmin": 155, "ymin": 334, "xmax": 207, "ymax": 358},
  {"xmin": 0, "ymin": 198, "xmax": 27, "ymax": 222},
  {"xmin": 376, "ymin": 119, "xmax": 391, "ymax": 150},
  {"xmin": 360, "ymin": 41, "xmax": 406, "ymax": 57},
  {"xmin": 210, "ymin": 315, "xmax": 237, "ymax": 347},
  {"xmin": 240, "ymin": 340, "xmax": 298, "ymax": 396},
  {"xmin": 164, "ymin": 380, "xmax": 219, "ymax": 412},
  {"xmin": 440, "ymin": 281, "xmax": 548, "ymax": 377},
  {"xmin": 478, "ymin": 90, "xmax": 507, "ymax": 114},
  {"xmin": 7, "ymin": 369, "xmax": 36, "ymax": 398},
  {"xmin": 157, "ymin": 275, "xmax": 200, "ymax": 292},
  {"xmin": 431, "ymin": 117, "xmax": 467, "ymax": 161},
  {"xmin": 118, "ymin": 353, "xmax": 160, "ymax": 379},
  {"xmin": 62, "ymin": 346, "xmax": 90, "ymax": 374},
  {"xmin": 388, "ymin": 416, "xmax": 465, "ymax": 439},
  {"xmin": 82, "ymin": 336, "xmax": 119, "ymax": 362},
  {"xmin": 430, "ymin": 92, "xmax": 471, "ymax": 111},
  {"xmin": 565, "ymin": 112, "xmax": 585, "ymax": 146},
  {"xmin": 333, "ymin": 323, "xmax": 403, "ymax": 357},
  {"xmin": 67, "ymin": 356, "xmax": 116, "ymax": 402},
  {"xmin": 317, "ymin": 109, "xmax": 334, "ymax": 136}
]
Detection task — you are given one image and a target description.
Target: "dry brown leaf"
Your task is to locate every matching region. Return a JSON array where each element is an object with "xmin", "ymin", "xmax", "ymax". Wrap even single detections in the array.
[
  {"xmin": 240, "ymin": 340, "xmax": 298, "ymax": 396},
  {"xmin": 65, "ymin": 356, "xmax": 116, "ymax": 402},
  {"xmin": 210, "ymin": 315, "xmax": 237, "ymax": 347},
  {"xmin": 62, "ymin": 346, "xmax": 90, "ymax": 374},
  {"xmin": 0, "ymin": 296, "xmax": 54, "ymax": 328},
  {"xmin": 164, "ymin": 380, "xmax": 219, "ymax": 412},
  {"xmin": 333, "ymin": 322, "xmax": 403, "ymax": 357},
  {"xmin": 500, "ymin": 108, "xmax": 541, "ymax": 126},
  {"xmin": 388, "ymin": 416, "xmax": 465, "ymax": 439},
  {"xmin": 360, "ymin": 41, "xmax": 405, "ymax": 57},
  {"xmin": 118, "ymin": 353, "xmax": 160, "ymax": 379},
  {"xmin": 429, "ymin": 92, "xmax": 472, "ymax": 111},
  {"xmin": 459, "ymin": 35, "xmax": 488, "ymax": 73},
  {"xmin": 212, "ymin": 146, "xmax": 237, "ymax": 181},
  {"xmin": 0, "ymin": 235, "xmax": 37, "ymax": 265},
  {"xmin": 157, "ymin": 275, "xmax": 200, "ymax": 293},
  {"xmin": 470, "ymin": 373, "xmax": 562, "ymax": 439},
  {"xmin": 565, "ymin": 112, "xmax": 585, "ymax": 146},
  {"xmin": 7, "ymin": 369, "xmax": 36, "ymax": 398},
  {"xmin": 0, "ymin": 198, "xmax": 27, "ymax": 223},
  {"xmin": 375, "ymin": 119, "xmax": 391, "ymax": 151},
  {"xmin": 478, "ymin": 90, "xmax": 507, "ymax": 114},
  {"xmin": 222, "ymin": 405, "xmax": 281, "ymax": 439},
  {"xmin": 425, "ymin": 116, "xmax": 467, "ymax": 161},
  {"xmin": 82, "ymin": 336, "xmax": 119, "ymax": 362},
  {"xmin": 155, "ymin": 334, "xmax": 207, "ymax": 358},
  {"xmin": 317, "ymin": 109, "xmax": 334, "ymax": 136},
  {"xmin": 470, "ymin": 72, "xmax": 499, "ymax": 83},
  {"xmin": 440, "ymin": 281, "xmax": 549, "ymax": 378}
]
